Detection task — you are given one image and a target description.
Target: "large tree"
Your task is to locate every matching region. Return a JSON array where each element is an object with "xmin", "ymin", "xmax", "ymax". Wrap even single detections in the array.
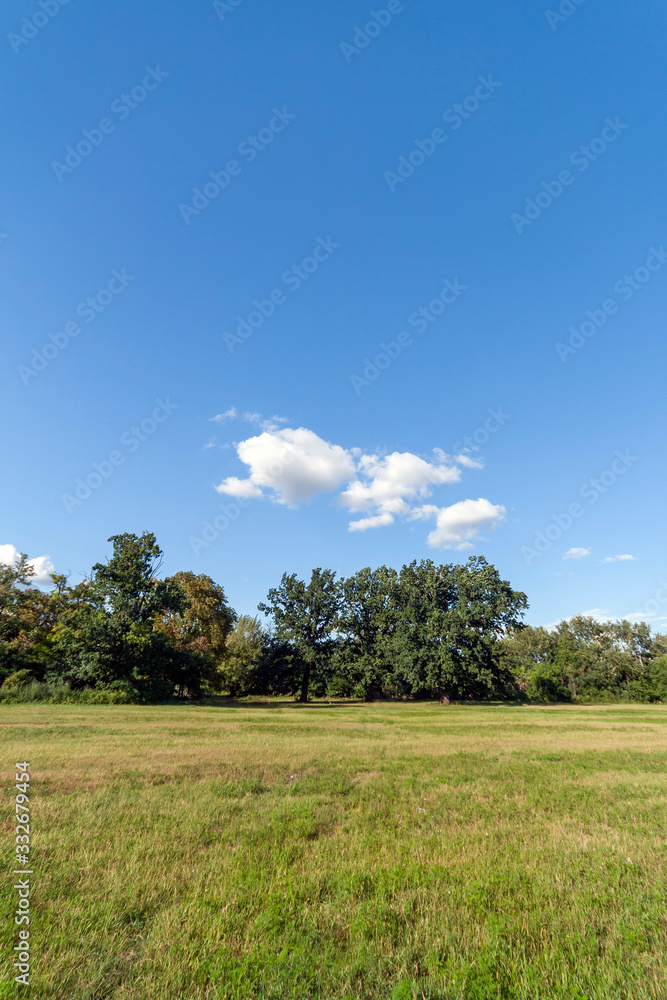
[
  {"xmin": 338, "ymin": 566, "xmax": 398, "ymax": 699},
  {"xmin": 52, "ymin": 533, "xmax": 202, "ymax": 700},
  {"xmin": 389, "ymin": 557, "xmax": 528, "ymax": 702},
  {"xmin": 159, "ymin": 571, "xmax": 236, "ymax": 693},
  {"xmin": 258, "ymin": 568, "xmax": 341, "ymax": 702}
]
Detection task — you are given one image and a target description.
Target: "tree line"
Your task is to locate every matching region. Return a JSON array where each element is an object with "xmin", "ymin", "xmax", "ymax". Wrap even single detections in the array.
[{"xmin": 1, "ymin": 532, "xmax": 665, "ymax": 704}]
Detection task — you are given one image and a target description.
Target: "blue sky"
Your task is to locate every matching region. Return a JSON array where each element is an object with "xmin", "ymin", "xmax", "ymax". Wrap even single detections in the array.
[{"xmin": 1, "ymin": 0, "xmax": 665, "ymax": 630}]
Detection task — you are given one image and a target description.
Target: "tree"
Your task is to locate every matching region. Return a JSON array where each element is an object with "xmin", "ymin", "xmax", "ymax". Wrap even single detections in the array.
[
  {"xmin": 217, "ymin": 615, "xmax": 263, "ymax": 696},
  {"xmin": 0, "ymin": 554, "xmax": 38, "ymax": 678},
  {"xmin": 338, "ymin": 566, "xmax": 398, "ymax": 699},
  {"xmin": 650, "ymin": 654, "xmax": 667, "ymax": 701},
  {"xmin": 389, "ymin": 557, "xmax": 528, "ymax": 702},
  {"xmin": 0, "ymin": 556, "xmax": 74, "ymax": 680},
  {"xmin": 52, "ymin": 533, "xmax": 201, "ymax": 700},
  {"xmin": 497, "ymin": 625, "xmax": 557, "ymax": 695},
  {"xmin": 258, "ymin": 568, "xmax": 341, "ymax": 702},
  {"xmin": 159, "ymin": 571, "xmax": 236, "ymax": 693}
]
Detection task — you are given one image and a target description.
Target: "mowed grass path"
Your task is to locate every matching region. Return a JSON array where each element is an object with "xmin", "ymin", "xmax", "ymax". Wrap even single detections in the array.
[{"xmin": 1, "ymin": 702, "xmax": 666, "ymax": 1000}]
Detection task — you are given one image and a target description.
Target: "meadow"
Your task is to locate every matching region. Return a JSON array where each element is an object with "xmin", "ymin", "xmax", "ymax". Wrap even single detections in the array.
[{"xmin": 1, "ymin": 700, "xmax": 666, "ymax": 999}]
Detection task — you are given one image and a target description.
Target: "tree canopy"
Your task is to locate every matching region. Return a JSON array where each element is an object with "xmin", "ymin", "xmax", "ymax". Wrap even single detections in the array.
[{"xmin": 0, "ymin": 534, "xmax": 665, "ymax": 705}]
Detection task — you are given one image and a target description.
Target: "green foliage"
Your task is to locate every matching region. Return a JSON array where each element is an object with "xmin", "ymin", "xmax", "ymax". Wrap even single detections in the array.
[
  {"xmin": 1, "ymin": 536, "xmax": 665, "ymax": 706},
  {"xmin": 499, "ymin": 617, "xmax": 666, "ymax": 704},
  {"xmin": 159, "ymin": 570, "xmax": 236, "ymax": 693},
  {"xmin": 338, "ymin": 565, "xmax": 398, "ymax": 699},
  {"xmin": 216, "ymin": 614, "xmax": 264, "ymax": 695},
  {"xmin": 1, "ymin": 668, "xmax": 35, "ymax": 690},
  {"xmin": 376, "ymin": 557, "xmax": 527, "ymax": 702},
  {"xmin": 50, "ymin": 533, "xmax": 210, "ymax": 701},
  {"xmin": 650, "ymin": 654, "xmax": 667, "ymax": 701},
  {"xmin": 258, "ymin": 568, "xmax": 342, "ymax": 701},
  {"xmin": 525, "ymin": 662, "xmax": 572, "ymax": 702}
]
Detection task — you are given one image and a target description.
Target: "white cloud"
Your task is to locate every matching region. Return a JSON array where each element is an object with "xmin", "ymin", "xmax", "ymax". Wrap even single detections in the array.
[
  {"xmin": 210, "ymin": 408, "xmax": 289, "ymax": 433},
  {"xmin": 604, "ymin": 554, "xmax": 637, "ymax": 563},
  {"xmin": 0, "ymin": 544, "xmax": 55, "ymax": 586},
  {"xmin": 339, "ymin": 451, "xmax": 461, "ymax": 514},
  {"xmin": 211, "ymin": 407, "xmax": 237, "ymax": 424},
  {"xmin": 213, "ymin": 417, "xmax": 506, "ymax": 549},
  {"xmin": 563, "ymin": 547, "xmax": 591, "ymax": 560},
  {"xmin": 348, "ymin": 512, "xmax": 395, "ymax": 532},
  {"xmin": 411, "ymin": 498, "xmax": 505, "ymax": 550},
  {"xmin": 217, "ymin": 476, "xmax": 264, "ymax": 499},
  {"xmin": 579, "ymin": 607, "xmax": 612, "ymax": 621},
  {"xmin": 454, "ymin": 453, "xmax": 485, "ymax": 470},
  {"xmin": 216, "ymin": 427, "xmax": 355, "ymax": 507}
]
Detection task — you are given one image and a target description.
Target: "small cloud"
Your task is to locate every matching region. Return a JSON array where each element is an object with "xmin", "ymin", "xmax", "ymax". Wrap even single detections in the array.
[
  {"xmin": 563, "ymin": 547, "xmax": 591, "ymax": 560},
  {"xmin": 410, "ymin": 498, "xmax": 506, "ymax": 551},
  {"xmin": 216, "ymin": 476, "xmax": 264, "ymax": 499},
  {"xmin": 580, "ymin": 608, "xmax": 612, "ymax": 622},
  {"xmin": 211, "ymin": 407, "xmax": 237, "ymax": 424},
  {"xmin": 603, "ymin": 554, "xmax": 637, "ymax": 563},
  {"xmin": 454, "ymin": 453, "xmax": 485, "ymax": 470},
  {"xmin": 348, "ymin": 512, "xmax": 394, "ymax": 532},
  {"xmin": 201, "ymin": 438, "xmax": 217, "ymax": 450}
]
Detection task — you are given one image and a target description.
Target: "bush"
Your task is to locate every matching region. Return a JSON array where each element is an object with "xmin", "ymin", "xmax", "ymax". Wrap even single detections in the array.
[
  {"xmin": 649, "ymin": 654, "xmax": 667, "ymax": 701},
  {"xmin": 526, "ymin": 663, "xmax": 571, "ymax": 702},
  {"xmin": 0, "ymin": 679, "xmax": 134, "ymax": 705},
  {"xmin": 1, "ymin": 669, "xmax": 37, "ymax": 691}
]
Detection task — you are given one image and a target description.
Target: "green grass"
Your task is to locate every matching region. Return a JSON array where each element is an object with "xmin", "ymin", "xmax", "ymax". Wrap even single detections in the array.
[{"xmin": 1, "ymin": 700, "xmax": 666, "ymax": 999}]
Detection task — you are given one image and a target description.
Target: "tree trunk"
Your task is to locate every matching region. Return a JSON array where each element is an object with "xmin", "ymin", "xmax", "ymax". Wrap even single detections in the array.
[
  {"xmin": 439, "ymin": 691, "xmax": 451, "ymax": 705},
  {"xmin": 299, "ymin": 662, "xmax": 311, "ymax": 703}
]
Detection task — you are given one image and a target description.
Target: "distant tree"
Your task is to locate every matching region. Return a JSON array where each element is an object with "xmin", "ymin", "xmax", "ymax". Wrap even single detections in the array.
[
  {"xmin": 258, "ymin": 568, "xmax": 341, "ymax": 702},
  {"xmin": 52, "ymin": 533, "xmax": 202, "ymax": 700},
  {"xmin": 497, "ymin": 625, "xmax": 557, "ymax": 695},
  {"xmin": 249, "ymin": 631, "xmax": 299, "ymax": 696},
  {"xmin": 216, "ymin": 614, "xmax": 263, "ymax": 696},
  {"xmin": 0, "ymin": 556, "xmax": 77, "ymax": 679},
  {"xmin": 338, "ymin": 566, "xmax": 398, "ymax": 699},
  {"xmin": 389, "ymin": 557, "xmax": 528, "ymax": 702},
  {"xmin": 159, "ymin": 571, "xmax": 236, "ymax": 693},
  {"xmin": 650, "ymin": 654, "xmax": 667, "ymax": 701},
  {"xmin": 0, "ymin": 554, "xmax": 37, "ymax": 678}
]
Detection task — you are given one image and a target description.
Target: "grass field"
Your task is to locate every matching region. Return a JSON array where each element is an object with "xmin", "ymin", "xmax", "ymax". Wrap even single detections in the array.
[{"xmin": 1, "ymin": 701, "xmax": 666, "ymax": 1000}]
